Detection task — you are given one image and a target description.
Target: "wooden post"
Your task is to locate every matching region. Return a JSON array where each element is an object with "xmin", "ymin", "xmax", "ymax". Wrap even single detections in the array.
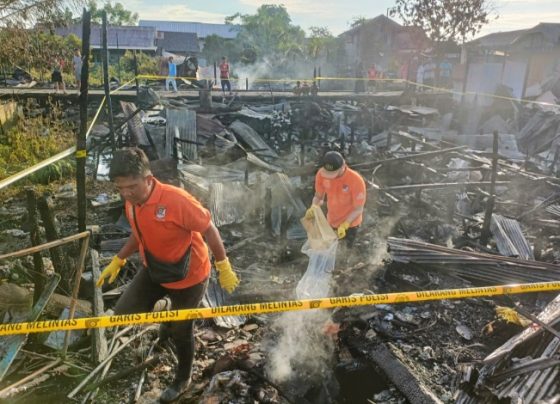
[
  {"xmin": 133, "ymin": 50, "xmax": 139, "ymax": 99},
  {"xmin": 78, "ymin": 9, "xmax": 91, "ymax": 233},
  {"xmin": 481, "ymin": 130, "xmax": 499, "ymax": 244},
  {"xmin": 102, "ymin": 11, "xmax": 116, "ymax": 152},
  {"xmin": 90, "ymin": 250, "xmax": 108, "ymax": 363},
  {"xmin": 61, "ymin": 233, "xmax": 90, "ymax": 358},
  {"xmin": 26, "ymin": 188, "xmax": 45, "ymax": 305},
  {"xmin": 37, "ymin": 194, "xmax": 70, "ymax": 283}
]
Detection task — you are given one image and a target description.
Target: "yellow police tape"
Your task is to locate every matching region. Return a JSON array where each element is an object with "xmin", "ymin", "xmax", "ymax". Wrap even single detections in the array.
[{"xmin": 0, "ymin": 281, "xmax": 559, "ymax": 336}]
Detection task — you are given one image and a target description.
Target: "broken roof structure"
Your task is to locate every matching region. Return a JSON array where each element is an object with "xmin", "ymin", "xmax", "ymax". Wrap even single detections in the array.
[
  {"xmin": 55, "ymin": 24, "xmax": 157, "ymax": 51},
  {"xmin": 139, "ymin": 20, "xmax": 239, "ymax": 39},
  {"xmin": 155, "ymin": 31, "xmax": 200, "ymax": 54}
]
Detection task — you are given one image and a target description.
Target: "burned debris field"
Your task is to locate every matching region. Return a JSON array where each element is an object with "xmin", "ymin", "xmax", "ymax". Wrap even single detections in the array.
[{"xmin": 1, "ymin": 3, "xmax": 560, "ymax": 402}]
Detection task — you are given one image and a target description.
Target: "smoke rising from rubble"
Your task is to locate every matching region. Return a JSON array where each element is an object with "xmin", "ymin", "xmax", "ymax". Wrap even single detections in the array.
[
  {"xmin": 264, "ymin": 310, "xmax": 335, "ymax": 386},
  {"xmin": 233, "ymin": 54, "xmax": 326, "ymax": 90}
]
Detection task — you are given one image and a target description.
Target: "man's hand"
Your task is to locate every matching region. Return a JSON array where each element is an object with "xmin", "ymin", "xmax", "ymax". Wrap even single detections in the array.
[
  {"xmin": 337, "ymin": 222, "xmax": 350, "ymax": 239},
  {"xmin": 96, "ymin": 256, "xmax": 126, "ymax": 287},
  {"xmin": 215, "ymin": 258, "xmax": 239, "ymax": 293}
]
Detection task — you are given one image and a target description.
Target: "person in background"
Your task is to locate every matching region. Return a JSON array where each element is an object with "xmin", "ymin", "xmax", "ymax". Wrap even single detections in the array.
[
  {"xmin": 367, "ymin": 63, "xmax": 377, "ymax": 93},
  {"xmin": 293, "ymin": 80, "xmax": 302, "ymax": 96},
  {"xmin": 51, "ymin": 55, "xmax": 66, "ymax": 94},
  {"xmin": 166, "ymin": 56, "xmax": 178, "ymax": 93},
  {"xmin": 305, "ymin": 151, "xmax": 366, "ymax": 248},
  {"xmin": 310, "ymin": 81, "xmax": 319, "ymax": 97},
  {"xmin": 301, "ymin": 81, "xmax": 310, "ymax": 96},
  {"xmin": 96, "ymin": 147, "xmax": 239, "ymax": 402},
  {"xmin": 219, "ymin": 56, "xmax": 231, "ymax": 95},
  {"xmin": 72, "ymin": 48, "xmax": 83, "ymax": 92}
]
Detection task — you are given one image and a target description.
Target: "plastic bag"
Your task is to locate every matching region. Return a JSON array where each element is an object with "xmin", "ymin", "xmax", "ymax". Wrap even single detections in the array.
[{"xmin": 296, "ymin": 207, "xmax": 338, "ymax": 299}]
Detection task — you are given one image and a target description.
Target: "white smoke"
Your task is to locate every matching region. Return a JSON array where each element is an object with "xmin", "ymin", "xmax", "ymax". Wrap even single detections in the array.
[{"xmin": 265, "ymin": 310, "xmax": 336, "ymax": 384}]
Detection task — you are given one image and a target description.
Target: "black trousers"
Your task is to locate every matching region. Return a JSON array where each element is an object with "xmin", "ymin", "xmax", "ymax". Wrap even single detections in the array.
[
  {"xmin": 341, "ymin": 226, "xmax": 359, "ymax": 248},
  {"xmin": 115, "ymin": 269, "xmax": 208, "ymax": 381}
]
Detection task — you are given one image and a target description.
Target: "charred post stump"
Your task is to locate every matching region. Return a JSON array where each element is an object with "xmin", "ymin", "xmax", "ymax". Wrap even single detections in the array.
[
  {"xmin": 37, "ymin": 194, "xmax": 70, "ymax": 284},
  {"xmin": 481, "ymin": 130, "xmax": 499, "ymax": 245},
  {"xmin": 77, "ymin": 9, "xmax": 91, "ymax": 233},
  {"xmin": 101, "ymin": 11, "xmax": 116, "ymax": 151},
  {"xmin": 26, "ymin": 188, "xmax": 45, "ymax": 304},
  {"xmin": 199, "ymin": 81, "xmax": 212, "ymax": 110}
]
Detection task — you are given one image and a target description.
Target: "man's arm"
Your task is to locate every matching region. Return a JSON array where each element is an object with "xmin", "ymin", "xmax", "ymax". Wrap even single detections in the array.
[
  {"xmin": 116, "ymin": 235, "xmax": 139, "ymax": 260},
  {"xmin": 203, "ymin": 222, "xmax": 226, "ymax": 261},
  {"xmin": 312, "ymin": 192, "xmax": 325, "ymax": 206},
  {"xmin": 343, "ymin": 206, "xmax": 364, "ymax": 224}
]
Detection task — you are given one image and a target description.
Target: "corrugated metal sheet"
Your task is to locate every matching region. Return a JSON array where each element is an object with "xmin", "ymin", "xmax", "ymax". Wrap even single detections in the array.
[
  {"xmin": 139, "ymin": 20, "xmax": 239, "ymax": 39},
  {"xmin": 490, "ymin": 214, "xmax": 534, "ymax": 260},
  {"xmin": 209, "ymin": 182, "xmax": 249, "ymax": 227},
  {"xmin": 456, "ymin": 294, "xmax": 560, "ymax": 402},
  {"xmin": 165, "ymin": 108, "xmax": 197, "ymax": 161},
  {"xmin": 229, "ymin": 120, "xmax": 278, "ymax": 159},
  {"xmin": 387, "ymin": 237, "xmax": 560, "ymax": 284},
  {"xmin": 120, "ymin": 102, "xmax": 150, "ymax": 146}
]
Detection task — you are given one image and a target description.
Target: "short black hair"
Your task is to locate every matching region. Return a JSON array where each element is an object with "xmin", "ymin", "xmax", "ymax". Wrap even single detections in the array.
[
  {"xmin": 109, "ymin": 147, "xmax": 152, "ymax": 180},
  {"xmin": 322, "ymin": 151, "xmax": 344, "ymax": 171}
]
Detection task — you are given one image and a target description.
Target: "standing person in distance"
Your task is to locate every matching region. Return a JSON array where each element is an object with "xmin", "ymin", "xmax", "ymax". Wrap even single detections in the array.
[
  {"xmin": 166, "ymin": 56, "xmax": 178, "ymax": 93},
  {"xmin": 219, "ymin": 56, "xmax": 231, "ymax": 95},
  {"xmin": 73, "ymin": 48, "xmax": 83, "ymax": 93}
]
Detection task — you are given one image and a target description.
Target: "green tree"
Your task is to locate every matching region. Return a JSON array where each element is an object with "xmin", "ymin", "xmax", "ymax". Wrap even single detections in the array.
[
  {"xmin": 87, "ymin": 0, "xmax": 138, "ymax": 25},
  {"xmin": 307, "ymin": 26, "xmax": 338, "ymax": 61},
  {"xmin": 225, "ymin": 5, "xmax": 305, "ymax": 67},
  {"xmin": 390, "ymin": 0, "xmax": 495, "ymax": 44},
  {"xmin": 202, "ymin": 34, "xmax": 240, "ymax": 65},
  {"xmin": 0, "ymin": 0, "xmax": 83, "ymax": 27}
]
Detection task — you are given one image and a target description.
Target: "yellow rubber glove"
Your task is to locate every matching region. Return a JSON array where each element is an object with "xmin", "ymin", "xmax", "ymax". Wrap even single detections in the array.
[
  {"xmin": 96, "ymin": 256, "xmax": 126, "ymax": 287},
  {"xmin": 337, "ymin": 222, "xmax": 350, "ymax": 239},
  {"xmin": 304, "ymin": 205, "xmax": 319, "ymax": 220},
  {"xmin": 215, "ymin": 257, "xmax": 239, "ymax": 293}
]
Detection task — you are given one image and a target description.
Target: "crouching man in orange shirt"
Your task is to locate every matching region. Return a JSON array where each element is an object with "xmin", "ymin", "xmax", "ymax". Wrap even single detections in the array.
[
  {"xmin": 305, "ymin": 151, "xmax": 366, "ymax": 248},
  {"xmin": 96, "ymin": 147, "xmax": 239, "ymax": 402}
]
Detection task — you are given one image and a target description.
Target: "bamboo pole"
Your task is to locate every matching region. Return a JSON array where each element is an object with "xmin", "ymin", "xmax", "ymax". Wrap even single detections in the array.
[
  {"xmin": 61, "ymin": 233, "xmax": 90, "ymax": 357},
  {"xmin": 0, "ymin": 231, "xmax": 90, "ymax": 261}
]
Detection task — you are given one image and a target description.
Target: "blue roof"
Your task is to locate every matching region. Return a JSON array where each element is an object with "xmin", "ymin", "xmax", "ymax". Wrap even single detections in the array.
[{"xmin": 139, "ymin": 20, "xmax": 239, "ymax": 39}]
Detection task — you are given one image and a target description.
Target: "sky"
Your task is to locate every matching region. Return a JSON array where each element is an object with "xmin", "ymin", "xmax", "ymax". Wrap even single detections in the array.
[{"xmin": 122, "ymin": 0, "xmax": 560, "ymax": 38}]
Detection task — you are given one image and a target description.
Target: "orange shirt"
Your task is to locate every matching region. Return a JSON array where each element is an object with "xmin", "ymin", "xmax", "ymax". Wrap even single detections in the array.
[
  {"xmin": 126, "ymin": 179, "xmax": 211, "ymax": 289},
  {"xmin": 315, "ymin": 167, "xmax": 366, "ymax": 228}
]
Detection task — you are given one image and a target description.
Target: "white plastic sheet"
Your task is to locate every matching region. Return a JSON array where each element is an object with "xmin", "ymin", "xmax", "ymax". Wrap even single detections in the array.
[{"xmin": 296, "ymin": 206, "xmax": 338, "ymax": 299}]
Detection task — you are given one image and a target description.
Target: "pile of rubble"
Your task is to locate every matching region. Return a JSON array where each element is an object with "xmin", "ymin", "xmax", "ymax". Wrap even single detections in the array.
[{"xmin": 0, "ymin": 87, "xmax": 559, "ymax": 403}]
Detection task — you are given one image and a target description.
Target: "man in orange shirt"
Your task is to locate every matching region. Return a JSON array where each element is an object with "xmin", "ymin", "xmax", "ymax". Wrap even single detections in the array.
[
  {"xmin": 305, "ymin": 151, "xmax": 366, "ymax": 247},
  {"xmin": 96, "ymin": 147, "xmax": 239, "ymax": 402}
]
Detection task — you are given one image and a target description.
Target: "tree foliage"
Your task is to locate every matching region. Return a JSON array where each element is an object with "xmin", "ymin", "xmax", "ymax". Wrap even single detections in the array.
[
  {"xmin": 390, "ymin": 0, "xmax": 495, "ymax": 44},
  {"xmin": 0, "ymin": 28, "xmax": 80, "ymax": 76},
  {"xmin": 307, "ymin": 26, "xmax": 337, "ymax": 61},
  {"xmin": 0, "ymin": 0, "xmax": 82, "ymax": 27},
  {"xmin": 225, "ymin": 5, "xmax": 305, "ymax": 66},
  {"xmin": 87, "ymin": 0, "xmax": 138, "ymax": 25}
]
